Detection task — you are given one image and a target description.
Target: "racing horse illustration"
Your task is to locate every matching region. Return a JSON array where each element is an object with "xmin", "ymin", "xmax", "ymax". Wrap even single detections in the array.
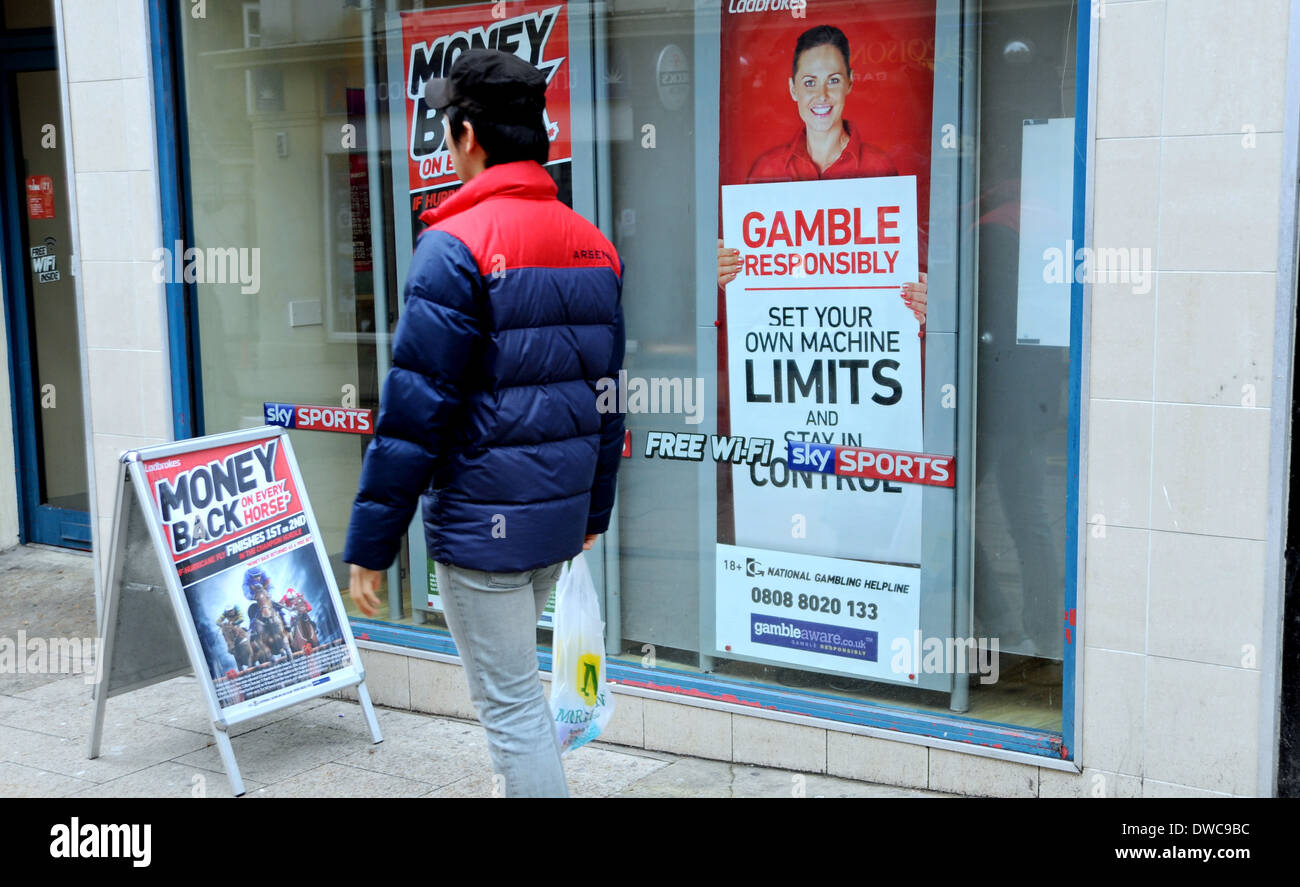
[
  {"xmin": 281, "ymin": 588, "xmax": 319, "ymax": 653},
  {"xmin": 217, "ymin": 607, "xmax": 252, "ymax": 671},
  {"xmin": 243, "ymin": 567, "xmax": 293, "ymax": 665}
]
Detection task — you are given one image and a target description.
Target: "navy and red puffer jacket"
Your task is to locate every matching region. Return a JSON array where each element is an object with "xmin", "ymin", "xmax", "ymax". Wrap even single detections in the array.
[{"xmin": 342, "ymin": 160, "xmax": 625, "ymax": 573}]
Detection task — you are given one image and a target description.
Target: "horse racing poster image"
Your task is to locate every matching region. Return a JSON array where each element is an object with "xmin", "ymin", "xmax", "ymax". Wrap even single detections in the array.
[
  {"xmin": 141, "ymin": 433, "xmax": 354, "ymax": 714},
  {"xmin": 183, "ymin": 542, "xmax": 349, "ymax": 709}
]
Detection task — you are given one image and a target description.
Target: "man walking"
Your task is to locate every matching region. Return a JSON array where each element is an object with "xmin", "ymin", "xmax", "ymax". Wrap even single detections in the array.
[{"xmin": 342, "ymin": 49, "xmax": 625, "ymax": 798}]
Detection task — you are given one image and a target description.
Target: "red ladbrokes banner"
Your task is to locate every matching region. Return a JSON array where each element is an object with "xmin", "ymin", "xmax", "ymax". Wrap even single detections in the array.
[
  {"xmin": 714, "ymin": 1, "xmax": 938, "ymax": 679},
  {"xmin": 718, "ymin": 0, "xmax": 934, "ymax": 203},
  {"xmin": 399, "ymin": 0, "xmax": 572, "ymax": 229},
  {"xmin": 145, "ymin": 438, "xmax": 305, "ymax": 576}
]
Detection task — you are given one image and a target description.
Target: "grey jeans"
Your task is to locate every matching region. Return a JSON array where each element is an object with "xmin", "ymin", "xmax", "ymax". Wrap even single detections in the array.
[{"xmin": 433, "ymin": 559, "xmax": 568, "ymax": 798}]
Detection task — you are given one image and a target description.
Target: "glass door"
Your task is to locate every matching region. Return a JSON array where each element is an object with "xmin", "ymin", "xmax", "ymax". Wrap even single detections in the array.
[{"xmin": 1, "ymin": 34, "xmax": 91, "ymax": 548}]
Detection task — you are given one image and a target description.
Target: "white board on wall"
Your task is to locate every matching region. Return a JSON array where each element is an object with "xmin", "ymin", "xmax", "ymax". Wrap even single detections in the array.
[{"xmin": 1016, "ymin": 117, "xmax": 1075, "ymax": 347}]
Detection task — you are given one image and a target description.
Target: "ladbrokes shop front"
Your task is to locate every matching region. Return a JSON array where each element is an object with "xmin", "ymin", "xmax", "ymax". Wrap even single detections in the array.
[{"xmin": 28, "ymin": 0, "xmax": 1298, "ymax": 796}]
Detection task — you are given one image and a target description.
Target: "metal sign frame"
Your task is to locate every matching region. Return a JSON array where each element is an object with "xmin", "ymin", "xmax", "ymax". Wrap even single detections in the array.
[{"xmin": 88, "ymin": 426, "xmax": 382, "ymax": 796}]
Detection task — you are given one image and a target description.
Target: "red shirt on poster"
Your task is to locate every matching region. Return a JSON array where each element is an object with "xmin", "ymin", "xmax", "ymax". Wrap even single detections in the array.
[{"xmin": 744, "ymin": 119, "xmax": 898, "ymax": 184}]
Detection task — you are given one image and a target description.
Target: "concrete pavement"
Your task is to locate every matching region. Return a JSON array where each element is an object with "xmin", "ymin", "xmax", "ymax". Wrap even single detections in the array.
[{"xmin": 0, "ymin": 544, "xmax": 950, "ymax": 798}]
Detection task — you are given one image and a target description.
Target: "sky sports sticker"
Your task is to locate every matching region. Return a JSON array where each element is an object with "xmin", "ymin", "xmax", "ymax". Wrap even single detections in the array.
[
  {"xmin": 264, "ymin": 402, "xmax": 373, "ymax": 434},
  {"xmin": 751, "ymin": 614, "xmax": 878, "ymax": 661},
  {"xmin": 786, "ymin": 440, "xmax": 954, "ymax": 488}
]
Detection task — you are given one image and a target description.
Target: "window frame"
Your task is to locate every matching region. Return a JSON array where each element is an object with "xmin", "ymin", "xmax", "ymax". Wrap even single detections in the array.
[{"xmin": 146, "ymin": 0, "xmax": 1094, "ymax": 768}]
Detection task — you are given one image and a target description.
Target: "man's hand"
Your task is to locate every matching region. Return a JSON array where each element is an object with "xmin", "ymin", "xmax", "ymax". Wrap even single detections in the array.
[
  {"xmin": 582, "ymin": 534, "xmax": 599, "ymax": 551},
  {"xmin": 348, "ymin": 564, "xmax": 383, "ymax": 617}
]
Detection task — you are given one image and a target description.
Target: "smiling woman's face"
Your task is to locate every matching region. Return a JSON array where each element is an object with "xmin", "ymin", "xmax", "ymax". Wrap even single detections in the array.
[{"xmin": 788, "ymin": 43, "xmax": 852, "ymax": 134}]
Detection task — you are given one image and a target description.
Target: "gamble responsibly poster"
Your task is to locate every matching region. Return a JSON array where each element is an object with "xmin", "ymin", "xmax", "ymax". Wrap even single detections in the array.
[
  {"xmin": 714, "ymin": 1, "xmax": 937, "ymax": 681},
  {"xmin": 397, "ymin": 0, "xmax": 572, "ymax": 237},
  {"xmin": 142, "ymin": 437, "xmax": 353, "ymax": 717}
]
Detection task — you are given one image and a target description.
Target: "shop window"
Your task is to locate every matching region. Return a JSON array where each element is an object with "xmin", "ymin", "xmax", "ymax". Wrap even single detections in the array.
[{"xmin": 174, "ymin": 0, "xmax": 1082, "ymax": 753}]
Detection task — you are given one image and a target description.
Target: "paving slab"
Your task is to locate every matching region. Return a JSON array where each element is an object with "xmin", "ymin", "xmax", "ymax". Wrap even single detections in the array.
[
  {"xmin": 0, "ymin": 760, "xmax": 98, "ymax": 798},
  {"xmin": 247, "ymin": 762, "xmax": 434, "ymax": 798},
  {"xmin": 65, "ymin": 761, "xmax": 262, "ymax": 799}
]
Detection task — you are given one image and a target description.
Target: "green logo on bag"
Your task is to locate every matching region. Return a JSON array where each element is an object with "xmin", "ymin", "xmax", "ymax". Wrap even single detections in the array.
[{"xmin": 578, "ymin": 653, "xmax": 600, "ymax": 706}]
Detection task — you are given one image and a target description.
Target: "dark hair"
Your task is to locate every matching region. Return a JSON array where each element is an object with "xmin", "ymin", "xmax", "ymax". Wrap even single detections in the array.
[
  {"xmin": 792, "ymin": 25, "xmax": 852, "ymax": 78},
  {"xmin": 444, "ymin": 103, "xmax": 550, "ymax": 167}
]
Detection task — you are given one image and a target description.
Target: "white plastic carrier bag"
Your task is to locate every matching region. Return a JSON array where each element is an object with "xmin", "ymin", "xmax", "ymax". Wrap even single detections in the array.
[{"xmin": 550, "ymin": 552, "xmax": 615, "ymax": 754}]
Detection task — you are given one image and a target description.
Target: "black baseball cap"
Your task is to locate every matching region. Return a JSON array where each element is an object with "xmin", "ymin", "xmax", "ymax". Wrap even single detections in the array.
[{"xmin": 423, "ymin": 48, "xmax": 548, "ymax": 124}]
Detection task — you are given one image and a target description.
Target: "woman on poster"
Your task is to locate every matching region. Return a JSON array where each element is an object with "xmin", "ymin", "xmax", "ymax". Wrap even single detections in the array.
[{"xmin": 717, "ymin": 24, "xmax": 927, "ymax": 325}]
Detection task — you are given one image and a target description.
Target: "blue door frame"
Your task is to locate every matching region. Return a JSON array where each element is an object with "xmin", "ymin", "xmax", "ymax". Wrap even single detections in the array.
[
  {"xmin": 147, "ymin": 0, "xmax": 201, "ymax": 441},
  {"xmin": 0, "ymin": 30, "xmax": 91, "ymax": 550}
]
